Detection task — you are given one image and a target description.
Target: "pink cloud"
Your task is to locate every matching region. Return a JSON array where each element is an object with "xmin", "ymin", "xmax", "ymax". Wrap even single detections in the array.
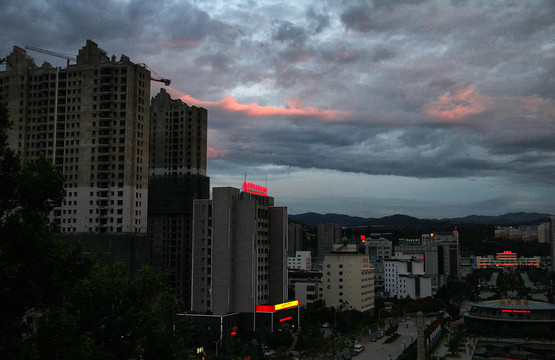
[
  {"xmin": 520, "ymin": 95, "xmax": 555, "ymax": 118},
  {"xmin": 207, "ymin": 147, "xmax": 230, "ymax": 159},
  {"xmin": 424, "ymin": 84, "xmax": 493, "ymax": 123},
  {"xmin": 166, "ymin": 88, "xmax": 350, "ymax": 122}
]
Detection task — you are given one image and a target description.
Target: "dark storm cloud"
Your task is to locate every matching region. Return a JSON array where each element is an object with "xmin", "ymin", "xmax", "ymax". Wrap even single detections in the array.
[{"xmin": 2, "ymin": 0, "xmax": 554, "ymax": 216}]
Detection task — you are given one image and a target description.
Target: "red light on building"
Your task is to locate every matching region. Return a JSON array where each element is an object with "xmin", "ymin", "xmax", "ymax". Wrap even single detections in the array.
[
  {"xmin": 256, "ymin": 305, "xmax": 275, "ymax": 312},
  {"xmin": 360, "ymin": 235, "xmax": 366, "ymax": 241},
  {"xmin": 231, "ymin": 331, "xmax": 237, "ymax": 336},
  {"xmin": 280, "ymin": 316, "xmax": 293, "ymax": 322},
  {"xmin": 501, "ymin": 309, "xmax": 530, "ymax": 313},
  {"xmin": 242, "ymin": 181, "xmax": 268, "ymax": 197},
  {"xmin": 503, "ymin": 251, "xmax": 513, "ymax": 254}
]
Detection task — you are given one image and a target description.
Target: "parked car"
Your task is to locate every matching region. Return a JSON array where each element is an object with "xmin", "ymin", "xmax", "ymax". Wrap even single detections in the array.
[
  {"xmin": 263, "ymin": 350, "xmax": 275, "ymax": 357},
  {"xmin": 353, "ymin": 344, "xmax": 365, "ymax": 354}
]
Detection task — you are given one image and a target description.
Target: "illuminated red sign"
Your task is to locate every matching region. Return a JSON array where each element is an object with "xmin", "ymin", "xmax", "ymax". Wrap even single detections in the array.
[
  {"xmin": 242, "ymin": 181, "xmax": 268, "ymax": 197},
  {"xmin": 279, "ymin": 316, "xmax": 293, "ymax": 322},
  {"xmin": 502, "ymin": 309, "xmax": 530, "ymax": 313},
  {"xmin": 503, "ymin": 251, "xmax": 513, "ymax": 254},
  {"xmin": 256, "ymin": 300, "xmax": 300, "ymax": 312}
]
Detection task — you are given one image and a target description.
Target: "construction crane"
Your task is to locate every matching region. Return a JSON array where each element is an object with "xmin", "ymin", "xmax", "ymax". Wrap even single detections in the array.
[
  {"xmin": 25, "ymin": 45, "xmax": 171, "ymax": 86},
  {"xmin": 140, "ymin": 64, "xmax": 171, "ymax": 86},
  {"xmin": 25, "ymin": 45, "xmax": 76, "ymax": 64}
]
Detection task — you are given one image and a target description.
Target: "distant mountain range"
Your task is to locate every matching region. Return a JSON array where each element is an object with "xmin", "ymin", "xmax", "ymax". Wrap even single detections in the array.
[{"xmin": 288, "ymin": 212, "xmax": 553, "ymax": 228}]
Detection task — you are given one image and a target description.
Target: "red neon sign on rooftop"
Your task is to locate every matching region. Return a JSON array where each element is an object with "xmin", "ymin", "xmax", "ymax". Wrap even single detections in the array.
[{"xmin": 242, "ymin": 181, "xmax": 268, "ymax": 197}]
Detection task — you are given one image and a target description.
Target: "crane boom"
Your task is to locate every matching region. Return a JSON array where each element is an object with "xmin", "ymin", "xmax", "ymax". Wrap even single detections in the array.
[
  {"xmin": 25, "ymin": 45, "xmax": 76, "ymax": 62},
  {"xmin": 25, "ymin": 46, "xmax": 171, "ymax": 86}
]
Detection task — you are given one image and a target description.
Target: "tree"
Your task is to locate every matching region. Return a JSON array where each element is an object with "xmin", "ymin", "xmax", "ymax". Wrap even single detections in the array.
[{"xmin": 0, "ymin": 104, "xmax": 191, "ymax": 358}]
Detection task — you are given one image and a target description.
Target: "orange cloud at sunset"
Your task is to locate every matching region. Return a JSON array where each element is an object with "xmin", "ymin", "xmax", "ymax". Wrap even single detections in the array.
[
  {"xmin": 424, "ymin": 84, "xmax": 493, "ymax": 123},
  {"xmin": 166, "ymin": 88, "xmax": 350, "ymax": 122}
]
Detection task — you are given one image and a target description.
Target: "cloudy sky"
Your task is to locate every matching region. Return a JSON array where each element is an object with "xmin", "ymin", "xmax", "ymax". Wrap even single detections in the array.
[{"xmin": 2, "ymin": 0, "xmax": 554, "ymax": 218}]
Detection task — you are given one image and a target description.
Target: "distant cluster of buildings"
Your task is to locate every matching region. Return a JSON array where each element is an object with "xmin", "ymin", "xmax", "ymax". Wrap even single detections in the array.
[
  {"xmin": 2, "ymin": 40, "xmax": 555, "ymax": 344},
  {"xmin": 495, "ymin": 222, "xmax": 552, "ymax": 243}
]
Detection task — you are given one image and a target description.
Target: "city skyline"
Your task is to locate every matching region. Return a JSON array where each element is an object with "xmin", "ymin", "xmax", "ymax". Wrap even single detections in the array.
[{"xmin": 1, "ymin": 0, "xmax": 554, "ymax": 218}]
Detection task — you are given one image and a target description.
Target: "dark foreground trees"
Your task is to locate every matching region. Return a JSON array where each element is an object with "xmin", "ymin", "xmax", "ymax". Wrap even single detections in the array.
[{"xmin": 0, "ymin": 104, "xmax": 191, "ymax": 359}]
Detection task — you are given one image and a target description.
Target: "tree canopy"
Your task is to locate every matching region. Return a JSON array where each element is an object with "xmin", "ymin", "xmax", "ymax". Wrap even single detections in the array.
[{"xmin": 0, "ymin": 103, "xmax": 192, "ymax": 359}]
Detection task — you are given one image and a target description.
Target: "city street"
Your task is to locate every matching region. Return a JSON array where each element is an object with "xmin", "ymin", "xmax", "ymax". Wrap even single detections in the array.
[{"xmin": 355, "ymin": 318, "xmax": 417, "ymax": 360}]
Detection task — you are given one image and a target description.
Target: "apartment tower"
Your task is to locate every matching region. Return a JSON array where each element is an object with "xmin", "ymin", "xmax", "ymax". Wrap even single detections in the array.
[
  {"xmin": 0, "ymin": 40, "xmax": 150, "ymax": 233},
  {"xmin": 148, "ymin": 88, "xmax": 209, "ymax": 304}
]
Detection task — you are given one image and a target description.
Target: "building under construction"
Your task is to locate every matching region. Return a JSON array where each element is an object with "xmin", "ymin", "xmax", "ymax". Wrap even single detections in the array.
[{"xmin": 1, "ymin": 40, "xmax": 150, "ymax": 234}]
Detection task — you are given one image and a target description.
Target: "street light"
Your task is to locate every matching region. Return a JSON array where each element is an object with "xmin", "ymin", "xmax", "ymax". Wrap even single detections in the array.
[{"xmin": 214, "ymin": 339, "xmax": 222, "ymax": 357}]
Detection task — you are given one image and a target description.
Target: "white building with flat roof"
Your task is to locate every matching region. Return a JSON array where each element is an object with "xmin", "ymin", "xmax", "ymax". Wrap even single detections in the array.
[{"xmin": 322, "ymin": 252, "xmax": 374, "ymax": 312}]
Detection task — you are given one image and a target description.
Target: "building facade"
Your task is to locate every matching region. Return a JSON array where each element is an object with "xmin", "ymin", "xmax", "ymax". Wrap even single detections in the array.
[
  {"xmin": 191, "ymin": 185, "xmax": 288, "ymax": 315},
  {"xmin": 287, "ymin": 222, "xmax": 303, "ymax": 257},
  {"xmin": 287, "ymin": 251, "xmax": 311, "ymax": 271},
  {"xmin": 148, "ymin": 88, "xmax": 209, "ymax": 305},
  {"xmin": 365, "ymin": 237, "xmax": 392, "ymax": 292},
  {"xmin": 322, "ymin": 251, "xmax": 374, "ymax": 312},
  {"xmin": 384, "ymin": 256, "xmax": 432, "ymax": 299},
  {"xmin": 475, "ymin": 251, "xmax": 540, "ymax": 268},
  {"xmin": 317, "ymin": 223, "xmax": 341, "ymax": 263},
  {"xmin": 1, "ymin": 40, "xmax": 150, "ymax": 233},
  {"xmin": 395, "ymin": 231, "xmax": 460, "ymax": 292}
]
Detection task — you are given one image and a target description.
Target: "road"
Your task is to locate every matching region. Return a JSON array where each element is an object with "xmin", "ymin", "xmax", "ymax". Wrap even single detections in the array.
[{"xmin": 354, "ymin": 318, "xmax": 417, "ymax": 360}]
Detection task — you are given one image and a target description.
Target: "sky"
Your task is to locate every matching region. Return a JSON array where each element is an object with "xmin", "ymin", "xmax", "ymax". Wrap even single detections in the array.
[{"xmin": 1, "ymin": 0, "xmax": 554, "ymax": 219}]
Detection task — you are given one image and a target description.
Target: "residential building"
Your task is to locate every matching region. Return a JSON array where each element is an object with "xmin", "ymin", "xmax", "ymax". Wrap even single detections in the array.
[
  {"xmin": 317, "ymin": 223, "xmax": 341, "ymax": 263},
  {"xmin": 148, "ymin": 88, "xmax": 209, "ymax": 305},
  {"xmin": 1, "ymin": 40, "xmax": 150, "ymax": 233},
  {"xmin": 322, "ymin": 246, "xmax": 374, "ymax": 313}
]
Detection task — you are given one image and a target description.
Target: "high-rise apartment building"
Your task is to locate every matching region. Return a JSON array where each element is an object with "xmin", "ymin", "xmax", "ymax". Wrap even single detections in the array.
[
  {"xmin": 148, "ymin": 88, "xmax": 209, "ymax": 304},
  {"xmin": 317, "ymin": 223, "xmax": 341, "ymax": 263},
  {"xmin": 1, "ymin": 40, "xmax": 150, "ymax": 233},
  {"xmin": 191, "ymin": 185, "xmax": 288, "ymax": 314}
]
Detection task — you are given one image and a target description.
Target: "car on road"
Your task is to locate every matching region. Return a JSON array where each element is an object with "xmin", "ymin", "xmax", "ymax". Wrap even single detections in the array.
[
  {"xmin": 370, "ymin": 336, "xmax": 377, "ymax": 342},
  {"xmin": 263, "ymin": 350, "xmax": 275, "ymax": 357}
]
